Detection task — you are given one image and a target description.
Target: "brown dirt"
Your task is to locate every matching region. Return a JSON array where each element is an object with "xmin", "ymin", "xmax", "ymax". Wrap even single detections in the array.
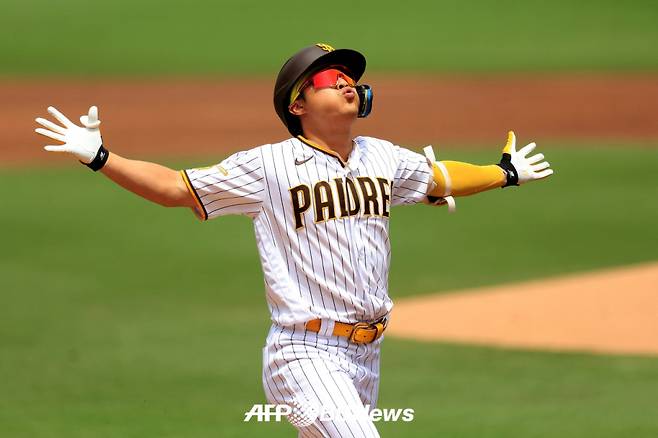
[
  {"xmin": 387, "ymin": 262, "xmax": 658, "ymax": 356},
  {"xmin": 3, "ymin": 73, "xmax": 658, "ymax": 166}
]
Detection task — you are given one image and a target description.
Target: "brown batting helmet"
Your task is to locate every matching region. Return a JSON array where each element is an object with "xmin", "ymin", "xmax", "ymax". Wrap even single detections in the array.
[{"xmin": 273, "ymin": 43, "xmax": 366, "ymax": 136}]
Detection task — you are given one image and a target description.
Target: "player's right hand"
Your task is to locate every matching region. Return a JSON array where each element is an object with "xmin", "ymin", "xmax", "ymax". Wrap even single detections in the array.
[{"xmin": 35, "ymin": 106, "xmax": 103, "ymax": 164}]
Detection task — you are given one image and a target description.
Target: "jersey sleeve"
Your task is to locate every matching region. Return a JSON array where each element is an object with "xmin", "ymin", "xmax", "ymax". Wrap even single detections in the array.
[
  {"xmin": 391, "ymin": 145, "xmax": 433, "ymax": 206},
  {"xmin": 181, "ymin": 147, "xmax": 264, "ymax": 220}
]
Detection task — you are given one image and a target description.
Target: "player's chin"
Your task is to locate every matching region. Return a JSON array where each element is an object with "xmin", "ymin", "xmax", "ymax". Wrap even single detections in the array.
[
  {"xmin": 326, "ymin": 105, "xmax": 357, "ymax": 120},
  {"xmin": 336, "ymin": 108, "xmax": 358, "ymax": 121},
  {"xmin": 341, "ymin": 100, "xmax": 359, "ymax": 116},
  {"xmin": 321, "ymin": 100, "xmax": 358, "ymax": 120}
]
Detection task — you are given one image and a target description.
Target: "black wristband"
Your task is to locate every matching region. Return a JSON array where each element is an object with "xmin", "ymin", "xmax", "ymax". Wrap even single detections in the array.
[
  {"xmin": 497, "ymin": 153, "xmax": 519, "ymax": 187},
  {"xmin": 82, "ymin": 144, "xmax": 110, "ymax": 171}
]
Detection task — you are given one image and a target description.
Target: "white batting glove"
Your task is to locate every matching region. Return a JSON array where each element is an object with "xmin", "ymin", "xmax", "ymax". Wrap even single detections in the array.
[
  {"xmin": 497, "ymin": 131, "xmax": 553, "ymax": 186},
  {"xmin": 35, "ymin": 106, "xmax": 109, "ymax": 170}
]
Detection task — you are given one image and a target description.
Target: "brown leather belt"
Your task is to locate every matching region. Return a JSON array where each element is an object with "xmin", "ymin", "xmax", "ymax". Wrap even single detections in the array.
[{"xmin": 305, "ymin": 318, "xmax": 388, "ymax": 344}]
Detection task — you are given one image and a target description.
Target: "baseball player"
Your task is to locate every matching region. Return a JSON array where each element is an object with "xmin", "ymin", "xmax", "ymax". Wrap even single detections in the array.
[{"xmin": 34, "ymin": 43, "xmax": 552, "ymax": 437}]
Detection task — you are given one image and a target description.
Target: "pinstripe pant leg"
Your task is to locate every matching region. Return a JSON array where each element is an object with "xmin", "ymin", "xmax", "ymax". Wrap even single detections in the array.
[
  {"xmin": 288, "ymin": 357, "xmax": 380, "ymax": 438},
  {"xmin": 353, "ymin": 340, "xmax": 381, "ymax": 409},
  {"xmin": 263, "ymin": 326, "xmax": 380, "ymax": 437}
]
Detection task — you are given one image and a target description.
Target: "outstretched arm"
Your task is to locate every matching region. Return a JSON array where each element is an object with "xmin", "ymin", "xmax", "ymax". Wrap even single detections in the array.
[
  {"xmin": 427, "ymin": 131, "xmax": 553, "ymax": 199},
  {"xmin": 100, "ymin": 153, "xmax": 194, "ymax": 208},
  {"xmin": 35, "ymin": 106, "xmax": 195, "ymax": 210}
]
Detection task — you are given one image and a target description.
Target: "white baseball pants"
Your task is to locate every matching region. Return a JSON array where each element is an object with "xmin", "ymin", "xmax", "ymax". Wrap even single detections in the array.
[{"xmin": 262, "ymin": 322, "xmax": 382, "ymax": 437}]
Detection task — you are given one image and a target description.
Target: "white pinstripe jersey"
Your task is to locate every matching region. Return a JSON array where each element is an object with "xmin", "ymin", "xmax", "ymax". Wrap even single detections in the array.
[{"xmin": 182, "ymin": 136, "xmax": 433, "ymax": 326}]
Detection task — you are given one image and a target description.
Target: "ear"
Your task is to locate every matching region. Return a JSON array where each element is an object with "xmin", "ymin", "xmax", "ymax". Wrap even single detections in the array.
[{"xmin": 289, "ymin": 99, "xmax": 306, "ymax": 116}]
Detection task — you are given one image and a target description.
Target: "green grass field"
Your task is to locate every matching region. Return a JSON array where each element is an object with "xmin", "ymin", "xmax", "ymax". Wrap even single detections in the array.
[
  {"xmin": 2, "ymin": 0, "xmax": 657, "ymax": 75},
  {"xmin": 1, "ymin": 146, "xmax": 657, "ymax": 437}
]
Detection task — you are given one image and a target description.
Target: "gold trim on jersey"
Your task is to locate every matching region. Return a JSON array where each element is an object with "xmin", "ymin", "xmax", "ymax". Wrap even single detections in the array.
[
  {"xmin": 180, "ymin": 170, "xmax": 208, "ymax": 221},
  {"xmin": 297, "ymin": 135, "xmax": 348, "ymax": 167}
]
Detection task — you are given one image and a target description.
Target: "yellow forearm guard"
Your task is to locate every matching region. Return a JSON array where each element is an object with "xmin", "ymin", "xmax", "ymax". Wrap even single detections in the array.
[{"xmin": 429, "ymin": 161, "xmax": 506, "ymax": 197}]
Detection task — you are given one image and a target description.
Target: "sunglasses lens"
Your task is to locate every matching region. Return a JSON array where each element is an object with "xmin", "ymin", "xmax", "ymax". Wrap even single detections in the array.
[{"xmin": 311, "ymin": 69, "xmax": 355, "ymax": 89}]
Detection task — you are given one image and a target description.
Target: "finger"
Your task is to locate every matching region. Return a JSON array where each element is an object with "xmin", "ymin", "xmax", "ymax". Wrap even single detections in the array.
[
  {"xmin": 44, "ymin": 145, "xmax": 71, "ymax": 153},
  {"xmin": 80, "ymin": 105, "xmax": 101, "ymax": 128},
  {"xmin": 527, "ymin": 153, "xmax": 544, "ymax": 164},
  {"xmin": 35, "ymin": 117, "xmax": 67, "ymax": 134},
  {"xmin": 502, "ymin": 130, "xmax": 516, "ymax": 154},
  {"xmin": 518, "ymin": 142, "xmax": 537, "ymax": 157},
  {"xmin": 535, "ymin": 168, "xmax": 554, "ymax": 179},
  {"xmin": 47, "ymin": 106, "xmax": 75, "ymax": 128},
  {"xmin": 35, "ymin": 127, "xmax": 66, "ymax": 142},
  {"xmin": 532, "ymin": 161, "xmax": 550, "ymax": 172}
]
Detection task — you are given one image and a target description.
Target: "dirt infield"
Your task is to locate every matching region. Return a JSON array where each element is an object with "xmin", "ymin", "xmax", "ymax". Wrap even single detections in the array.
[
  {"xmin": 3, "ymin": 74, "xmax": 658, "ymax": 165},
  {"xmin": 387, "ymin": 262, "xmax": 658, "ymax": 356}
]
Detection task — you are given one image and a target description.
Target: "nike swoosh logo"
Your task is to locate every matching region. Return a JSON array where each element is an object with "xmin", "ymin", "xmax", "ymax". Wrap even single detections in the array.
[{"xmin": 295, "ymin": 155, "xmax": 314, "ymax": 165}]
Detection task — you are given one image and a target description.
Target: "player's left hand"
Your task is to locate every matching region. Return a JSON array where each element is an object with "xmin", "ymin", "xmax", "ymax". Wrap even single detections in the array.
[{"xmin": 496, "ymin": 131, "xmax": 553, "ymax": 187}]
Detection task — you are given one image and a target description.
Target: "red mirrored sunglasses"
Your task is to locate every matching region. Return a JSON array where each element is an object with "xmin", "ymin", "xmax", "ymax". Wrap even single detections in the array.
[{"xmin": 302, "ymin": 68, "xmax": 356, "ymax": 92}]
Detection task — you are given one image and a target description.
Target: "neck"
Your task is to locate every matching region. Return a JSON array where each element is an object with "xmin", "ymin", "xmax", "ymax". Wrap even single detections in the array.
[{"xmin": 300, "ymin": 124, "xmax": 354, "ymax": 161}]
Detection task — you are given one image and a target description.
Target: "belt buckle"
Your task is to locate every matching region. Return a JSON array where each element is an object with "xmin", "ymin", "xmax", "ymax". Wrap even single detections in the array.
[{"xmin": 348, "ymin": 322, "xmax": 372, "ymax": 344}]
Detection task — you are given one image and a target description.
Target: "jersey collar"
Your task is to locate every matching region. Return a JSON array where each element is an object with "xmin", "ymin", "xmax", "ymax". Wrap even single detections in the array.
[{"xmin": 297, "ymin": 135, "xmax": 355, "ymax": 168}]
